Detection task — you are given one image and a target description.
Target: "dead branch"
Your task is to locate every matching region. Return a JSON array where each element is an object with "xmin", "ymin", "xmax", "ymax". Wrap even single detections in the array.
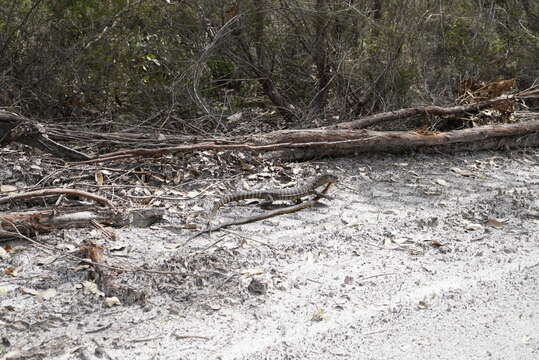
[
  {"xmin": 0, "ymin": 207, "xmax": 164, "ymax": 240},
  {"xmin": 0, "ymin": 188, "xmax": 114, "ymax": 207},
  {"xmin": 324, "ymin": 93, "xmax": 534, "ymax": 130},
  {"xmin": 0, "ymin": 229, "xmax": 26, "ymax": 241}
]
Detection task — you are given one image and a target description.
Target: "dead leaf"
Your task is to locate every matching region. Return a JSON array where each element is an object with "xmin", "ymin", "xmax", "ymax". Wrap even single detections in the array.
[
  {"xmin": 240, "ymin": 161, "xmax": 255, "ymax": 170},
  {"xmin": 450, "ymin": 167, "xmax": 473, "ymax": 177},
  {"xmin": 72, "ymin": 264, "xmax": 92, "ymax": 272},
  {"xmin": 21, "ymin": 287, "xmax": 39, "ymax": 296},
  {"xmin": 80, "ymin": 243, "xmax": 104, "ymax": 263},
  {"xmin": 186, "ymin": 190, "xmax": 200, "ymax": 198},
  {"xmin": 104, "ymin": 297, "xmax": 121, "ymax": 307},
  {"xmin": 191, "ymin": 205, "xmax": 205, "ymax": 212},
  {"xmin": 434, "ymin": 179, "xmax": 449, "ymax": 186},
  {"xmin": 430, "ymin": 240, "xmax": 445, "ymax": 247},
  {"xmin": 37, "ymin": 255, "xmax": 58, "ymax": 265},
  {"xmin": 109, "ymin": 244, "xmax": 126, "ymax": 252},
  {"xmin": 311, "ymin": 308, "xmax": 328, "ymax": 322},
  {"xmin": 21, "ymin": 287, "xmax": 57, "ymax": 300},
  {"xmin": 417, "ymin": 300, "xmax": 430, "ymax": 309},
  {"xmin": 227, "ymin": 112, "xmax": 243, "ymax": 122},
  {"xmin": 4, "ymin": 267, "xmax": 18, "ymax": 276},
  {"xmin": 10, "ymin": 320, "xmax": 30, "ymax": 330},
  {"xmin": 165, "ymin": 243, "xmax": 182, "ymax": 249},
  {"xmin": 206, "ymin": 303, "xmax": 221, "ymax": 311},
  {"xmin": 465, "ymin": 223, "xmax": 483, "ymax": 231},
  {"xmin": 485, "ymin": 218, "xmax": 505, "ymax": 227},
  {"xmin": 82, "ymin": 281, "xmax": 105, "ymax": 297}
]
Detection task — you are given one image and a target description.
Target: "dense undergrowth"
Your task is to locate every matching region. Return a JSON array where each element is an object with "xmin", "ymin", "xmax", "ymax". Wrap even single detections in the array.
[{"xmin": 0, "ymin": 0, "xmax": 537, "ymax": 133}]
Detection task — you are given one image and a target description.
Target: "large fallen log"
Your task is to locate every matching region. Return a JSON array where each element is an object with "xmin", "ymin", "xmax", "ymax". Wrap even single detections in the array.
[
  {"xmin": 259, "ymin": 118, "xmax": 539, "ymax": 160},
  {"xmin": 75, "ymin": 118, "xmax": 538, "ymax": 163},
  {"xmin": 3, "ymin": 92, "xmax": 538, "ymax": 162}
]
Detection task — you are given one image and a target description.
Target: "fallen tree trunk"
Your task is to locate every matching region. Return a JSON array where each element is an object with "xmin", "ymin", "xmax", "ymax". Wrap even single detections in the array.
[
  {"xmin": 260, "ymin": 118, "xmax": 539, "ymax": 160},
  {"xmin": 76, "ymin": 118, "xmax": 538, "ymax": 163},
  {"xmin": 267, "ymin": 126, "xmax": 539, "ymax": 160},
  {"xmin": 3, "ymin": 93, "xmax": 538, "ymax": 163}
]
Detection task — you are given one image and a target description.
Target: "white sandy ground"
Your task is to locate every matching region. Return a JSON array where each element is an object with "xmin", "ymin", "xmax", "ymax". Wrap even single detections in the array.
[{"xmin": 1, "ymin": 150, "xmax": 538, "ymax": 359}]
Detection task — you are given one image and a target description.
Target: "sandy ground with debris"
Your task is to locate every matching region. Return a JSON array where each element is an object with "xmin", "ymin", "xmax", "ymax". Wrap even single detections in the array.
[{"xmin": 1, "ymin": 149, "xmax": 538, "ymax": 359}]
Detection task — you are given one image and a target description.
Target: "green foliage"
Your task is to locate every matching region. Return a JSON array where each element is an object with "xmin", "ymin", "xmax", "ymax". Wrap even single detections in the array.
[{"xmin": 0, "ymin": 0, "xmax": 536, "ymax": 127}]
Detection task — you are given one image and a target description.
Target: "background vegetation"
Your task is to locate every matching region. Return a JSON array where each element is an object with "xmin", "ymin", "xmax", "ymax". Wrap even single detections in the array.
[{"xmin": 0, "ymin": 0, "xmax": 537, "ymax": 133}]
